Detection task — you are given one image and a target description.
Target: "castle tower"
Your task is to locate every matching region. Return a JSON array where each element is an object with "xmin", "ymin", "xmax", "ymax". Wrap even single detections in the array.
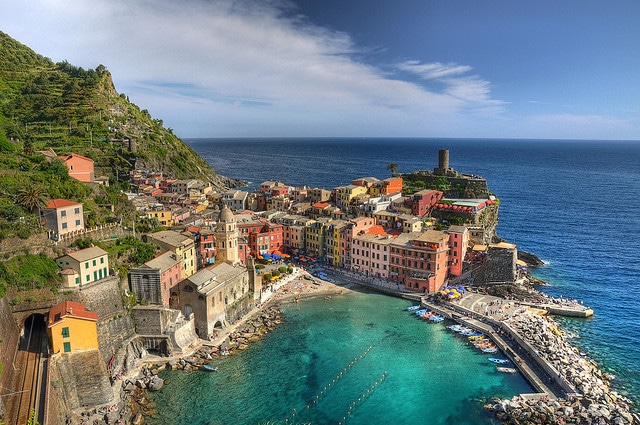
[
  {"xmin": 214, "ymin": 205, "xmax": 239, "ymax": 265},
  {"xmin": 438, "ymin": 149, "xmax": 449, "ymax": 170}
]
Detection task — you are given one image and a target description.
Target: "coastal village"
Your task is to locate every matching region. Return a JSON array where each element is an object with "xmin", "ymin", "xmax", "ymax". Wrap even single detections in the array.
[{"xmin": 1, "ymin": 149, "xmax": 637, "ymax": 425}]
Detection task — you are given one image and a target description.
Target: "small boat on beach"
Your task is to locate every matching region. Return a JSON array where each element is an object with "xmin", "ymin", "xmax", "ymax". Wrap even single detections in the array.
[
  {"xmin": 497, "ymin": 367, "xmax": 517, "ymax": 374},
  {"xmin": 407, "ymin": 305, "xmax": 421, "ymax": 311},
  {"xmin": 488, "ymin": 358, "xmax": 510, "ymax": 365},
  {"xmin": 202, "ymin": 364, "xmax": 218, "ymax": 372},
  {"xmin": 482, "ymin": 347, "xmax": 498, "ymax": 353}
]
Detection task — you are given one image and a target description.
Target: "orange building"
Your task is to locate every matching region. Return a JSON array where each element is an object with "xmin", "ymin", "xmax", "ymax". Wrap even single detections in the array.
[
  {"xmin": 47, "ymin": 301, "xmax": 99, "ymax": 354},
  {"xmin": 381, "ymin": 177, "xmax": 403, "ymax": 195},
  {"xmin": 60, "ymin": 153, "xmax": 94, "ymax": 183}
]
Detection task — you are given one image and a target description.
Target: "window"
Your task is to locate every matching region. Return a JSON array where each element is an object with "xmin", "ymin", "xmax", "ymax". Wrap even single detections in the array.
[
  {"xmin": 62, "ymin": 222, "xmax": 68, "ymax": 229},
  {"xmin": 62, "ymin": 327, "xmax": 70, "ymax": 338},
  {"xmin": 61, "ymin": 210, "xmax": 67, "ymax": 217},
  {"xmin": 74, "ymin": 207, "xmax": 80, "ymax": 214},
  {"xmin": 85, "ymin": 262, "xmax": 89, "ymax": 269},
  {"xmin": 75, "ymin": 277, "xmax": 79, "ymax": 284},
  {"xmin": 93, "ymin": 260, "xmax": 97, "ymax": 266},
  {"xmin": 63, "ymin": 342, "xmax": 71, "ymax": 352},
  {"xmin": 100, "ymin": 257, "xmax": 104, "ymax": 264}
]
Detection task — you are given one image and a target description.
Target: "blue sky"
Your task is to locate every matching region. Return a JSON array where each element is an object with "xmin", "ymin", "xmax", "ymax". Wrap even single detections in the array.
[{"xmin": 1, "ymin": 0, "xmax": 639, "ymax": 140}]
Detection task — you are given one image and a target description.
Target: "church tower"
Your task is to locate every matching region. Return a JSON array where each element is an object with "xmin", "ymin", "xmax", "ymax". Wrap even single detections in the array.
[{"xmin": 215, "ymin": 205, "xmax": 239, "ymax": 265}]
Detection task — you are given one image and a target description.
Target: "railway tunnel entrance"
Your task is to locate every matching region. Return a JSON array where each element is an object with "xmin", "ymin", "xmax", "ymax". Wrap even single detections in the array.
[{"xmin": 12, "ymin": 313, "xmax": 48, "ymax": 425}]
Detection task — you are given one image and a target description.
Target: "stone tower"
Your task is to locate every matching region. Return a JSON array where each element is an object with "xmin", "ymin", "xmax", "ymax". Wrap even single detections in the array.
[
  {"xmin": 433, "ymin": 148, "xmax": 451, "ymax": 175},
  {"xmin": 215, "ymin": 205, "xmax": 239, "ymax": 265}
]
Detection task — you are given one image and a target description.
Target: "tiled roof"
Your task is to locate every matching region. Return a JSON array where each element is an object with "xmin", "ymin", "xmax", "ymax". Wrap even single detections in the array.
[
  {"xmin": 47, "ymin": 199, "xmax": 81, "ymax": 209},
  {"xmin": 48, "ymin": 301, "xmax": 98, "ymax": 327},
  {"xmin": 59, "ymin": 246, "xmax": 107, "ymax": 262}
]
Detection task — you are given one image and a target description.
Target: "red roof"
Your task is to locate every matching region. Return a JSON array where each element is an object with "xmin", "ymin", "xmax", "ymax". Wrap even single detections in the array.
[
  {"xmin": 47, "ymin": 199, "xmax": 81, "ymax": 209},
  {"xmin": 367, "ymin": 225, "xmax": 388, "ymax": 237},
  {"xmin": 48, "ymin": 301, "xmax": 97, "ymax": 327},
  {"xmin": 312, "ymin": 201, "xmax": 330, "ymax": 209}
]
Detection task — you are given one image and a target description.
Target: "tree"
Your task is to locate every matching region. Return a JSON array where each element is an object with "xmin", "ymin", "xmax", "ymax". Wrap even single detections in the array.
[
  {"xmin": 15, "ymin": 185, "xmax": 49, "ymax": 220},
  {"xmin": 387, "ymin": 162, "xmax": 399, "ymax": 176}
]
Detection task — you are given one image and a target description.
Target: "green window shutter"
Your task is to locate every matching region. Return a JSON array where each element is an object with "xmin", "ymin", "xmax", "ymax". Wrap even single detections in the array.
[
  {"xmin": 62, "ymin": 327, "xmax": 70, "ymax": 338},
  {"xmin": 63, "ymin": 342, "xmax": 71, "ymax": 353}
]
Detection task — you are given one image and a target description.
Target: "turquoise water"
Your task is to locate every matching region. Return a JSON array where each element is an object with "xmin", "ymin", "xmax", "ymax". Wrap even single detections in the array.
[
  {"xmin": 148, "ymin": 290, "xmax": 532, "ymax": 424},
  {"xmin": 188, "ymin": 138, "xmax": 640, "ymax": 406}
]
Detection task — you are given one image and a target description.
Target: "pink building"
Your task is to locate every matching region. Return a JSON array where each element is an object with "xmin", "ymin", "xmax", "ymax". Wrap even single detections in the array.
[
  {"xmin": 389, "ymin": 230, "xmax": 450, "ymax": 293},
  {"xmin": 130, "ymin": 251, "xmax": 184, "ymax": 306},
  {"xmin": 447, "ymin": 225, "xmax": 469, "ymax": 277},
  {"xmin": 351, "ymin": 226, "xmax": 393, "ymax": 278},
  {"xmin": 60, "ymin": 154, "xmax": 94, "ymax": 183},
  {"xmin": 339, "ymin": 216, "xmax": 376, "ymax": 268}
]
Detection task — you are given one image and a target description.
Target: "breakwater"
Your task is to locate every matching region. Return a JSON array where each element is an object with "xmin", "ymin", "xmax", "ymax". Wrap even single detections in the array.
[{"xmin": 419, "ymin": 296, "xmax": 638, "ymax": 424}]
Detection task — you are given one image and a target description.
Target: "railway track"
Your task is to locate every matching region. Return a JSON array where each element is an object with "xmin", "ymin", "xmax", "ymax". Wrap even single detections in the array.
[{"xmin": 14, "ymin": 316, "xmax": 45, "ymax": 425}]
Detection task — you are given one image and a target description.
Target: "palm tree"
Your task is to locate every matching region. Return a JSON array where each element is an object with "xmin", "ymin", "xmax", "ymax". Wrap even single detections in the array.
[
  {"xmin": 15, "ymin": 185, "xmax": 50, "ymax": 223},
  {"xmin": 387, "ymin": 162, "xmax": 399, "ymax": 176}
]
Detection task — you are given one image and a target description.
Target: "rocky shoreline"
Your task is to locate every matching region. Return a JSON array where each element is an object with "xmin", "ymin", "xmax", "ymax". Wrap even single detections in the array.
[{"xmin": 486, "ymin": 304, "xmax": 638, "ymax": 424}]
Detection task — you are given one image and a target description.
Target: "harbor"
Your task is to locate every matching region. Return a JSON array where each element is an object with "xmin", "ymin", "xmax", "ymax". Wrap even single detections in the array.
[{"xmin": 312, "ymin": 266, "xmax": 638, "ymax": 424}]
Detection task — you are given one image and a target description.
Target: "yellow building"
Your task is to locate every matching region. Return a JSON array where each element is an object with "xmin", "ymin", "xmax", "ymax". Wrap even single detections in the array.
[
  {"xmin": 55, "ymin": 246, "xmax": 110, "ymax": 288},
  {"xmin": 47, "ymin": 301, "xmax": 99, "ymax": 354},
  {"xmin": 147, "ymin": 230, "xmax": 197, "ymax": 277},
  {"xmin": 147, "ymin": 209, "xmax": 174, "ymax": 226}
]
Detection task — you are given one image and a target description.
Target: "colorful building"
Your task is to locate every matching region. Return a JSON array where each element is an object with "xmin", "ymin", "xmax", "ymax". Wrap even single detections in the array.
[
  {"xmin": 146, "ymin": 230, "xmax": 197, "ymax": 277},
  {"xmin": 47, "ymin": 301, "xmax": 99, "ymax": 354},
  {"xmin": 129, "ymin": 251, "xmax": 183, "ymax": 306},
  {"xmin": 447, "ymin": 225, "xmax": 469, "ymax": 277},
  {"xmin": 389, "ymin": 230, "xmax": 450, "ymax": 293},
  {"xmin": 56, "ymin": 246, "xmax": 109, "ymax": 287},
  {"xmin": 43, "ymin": 199, "xmax": 84, "ymax": 237},
  {"xmin": 351, "ymin": 226, "xmax": 393, "ymax": 278},
  {"xmin": 60, "ymin": 153, "xmax": 94, "ymax": 183}
]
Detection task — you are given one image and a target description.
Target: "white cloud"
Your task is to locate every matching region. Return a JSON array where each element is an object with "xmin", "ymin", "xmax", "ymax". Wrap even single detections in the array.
[
  {"xmin": 397, "ymin": 61, "xmax": 472, "ymax": 80},
  {"xmin": 0, "ymin": 0, "xmax": 581, "ymax": 138}
]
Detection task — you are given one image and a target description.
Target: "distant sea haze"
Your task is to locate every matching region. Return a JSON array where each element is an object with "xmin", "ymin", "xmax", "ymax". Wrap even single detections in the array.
[{"xmin": 187, "ymin": 137, "xmax": 640, "ymax": 404}]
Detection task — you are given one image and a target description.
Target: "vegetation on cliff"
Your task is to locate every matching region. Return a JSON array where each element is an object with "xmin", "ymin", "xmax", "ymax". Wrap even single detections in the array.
[{"xmin": 0, "ymin": 31, "xmax": 242, "ymax": 242}]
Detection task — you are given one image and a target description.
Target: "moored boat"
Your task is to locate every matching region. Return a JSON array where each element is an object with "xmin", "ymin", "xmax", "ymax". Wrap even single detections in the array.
[
  {"xmin": 202, "ymin": 364, "xmax": 218, "ymax": 372},
  {"xmin": 496, "ymin": 367, "xmax": 517, "ymax": 374},
  {"xmin": 488, "ymin": 358, "xmax": 510, "ymax": 365}
]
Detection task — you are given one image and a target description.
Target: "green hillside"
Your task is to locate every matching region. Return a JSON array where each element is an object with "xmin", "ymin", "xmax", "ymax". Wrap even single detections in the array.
[{"xmin": 0, "ymin": 31, "xmax": 242, "ymax": 240}]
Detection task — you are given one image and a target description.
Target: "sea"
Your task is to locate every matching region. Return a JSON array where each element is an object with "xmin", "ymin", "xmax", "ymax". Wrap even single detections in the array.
[{"xmin": 148, "ymin": 138, "xmax": 640, "ymax": 424}]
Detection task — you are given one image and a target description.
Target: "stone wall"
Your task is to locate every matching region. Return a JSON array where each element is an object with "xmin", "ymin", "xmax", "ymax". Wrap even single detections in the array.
[
  {"xmin": 78, "ymin": 275, "xmax": 125, "ymax": 320},
  {"xmin": 476, "ymin": 247, "xmax": 517, "ymax": 283},
  {"xmin": 50, "ymin": 350, "xmax": 113, "ymax": 411},
  {"xmin": 132, "ymin": 306, "xmax": 178, "ymax": 335},
  {"xmin": 0, "ymin": 298, "xmax": 21, "ymax": 421},
  {"xmin": 97, "ymin": 314, "xmax": 136, "ymax": 364}
]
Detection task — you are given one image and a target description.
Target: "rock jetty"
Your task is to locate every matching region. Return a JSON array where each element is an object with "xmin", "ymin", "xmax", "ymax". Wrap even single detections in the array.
[{"xmin": 489, "ymin": 313, "xmax": 638, "ymax": 425}]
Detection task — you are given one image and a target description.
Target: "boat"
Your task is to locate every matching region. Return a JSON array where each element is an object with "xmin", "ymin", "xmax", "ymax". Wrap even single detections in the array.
[
  {"xmin": 497, "ymin": 367, "xmax": 517, "ymax": 374},
  {"xmin": 407, "ymin": 305, "xmax": 421, "ymax": 311},
  {"xmin": 202, "ymin": 364, "xmax": 218, "ymax": 372},
  {"xmin": 482, "ymin": 347, "xmax": 498, "ymax": 353},
  {"xmin": 488, "ymin": 358, "xmax": 510, "ymax": 365},
  {"xmin": 429, "ymin": 315, "xmax": 444, "ymax": 323},
  {"xmin": 415, "ymin": 309, "xmax": 428, "ymax": 316}
]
